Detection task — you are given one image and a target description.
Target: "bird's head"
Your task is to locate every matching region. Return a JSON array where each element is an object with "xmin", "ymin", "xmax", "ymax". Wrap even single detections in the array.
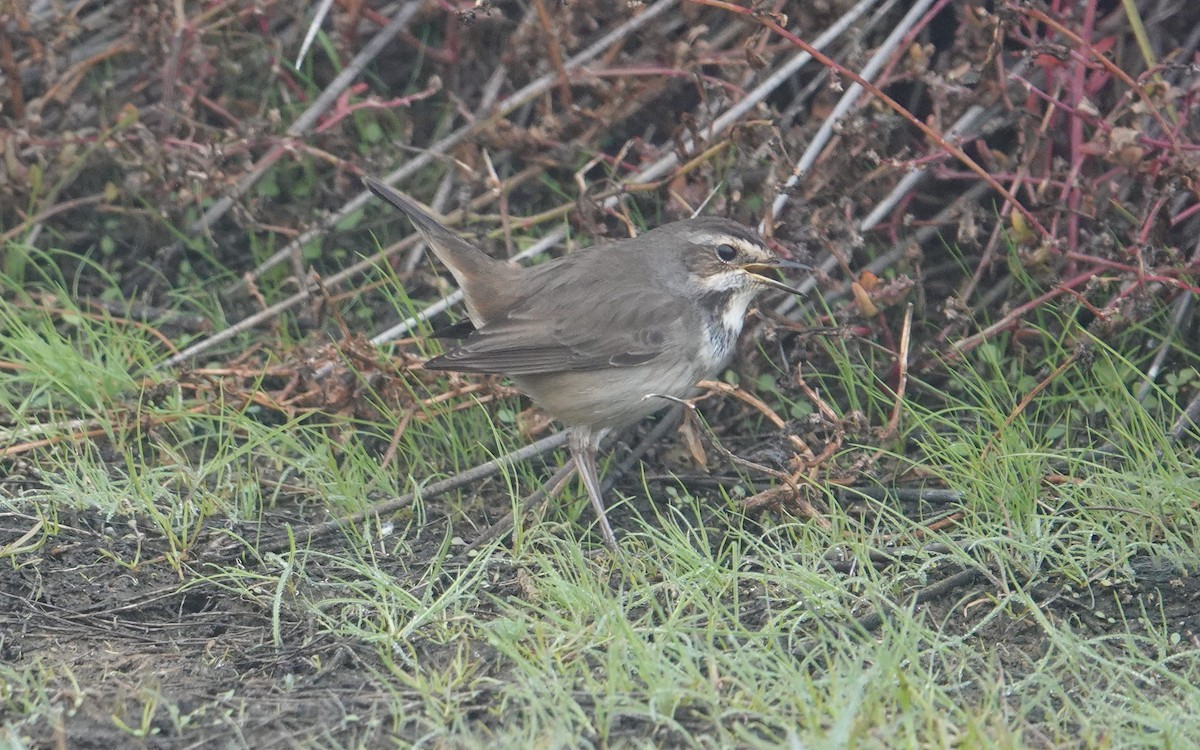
[{"xmin": 649, "ymin": 217, "xmax": 809, "ymax": 298}]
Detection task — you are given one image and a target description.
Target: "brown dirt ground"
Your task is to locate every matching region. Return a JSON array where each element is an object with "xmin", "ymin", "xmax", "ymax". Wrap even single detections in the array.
[{"xmin": 4, "ymin": 484, "xmax": 1200, "ymax": 747}]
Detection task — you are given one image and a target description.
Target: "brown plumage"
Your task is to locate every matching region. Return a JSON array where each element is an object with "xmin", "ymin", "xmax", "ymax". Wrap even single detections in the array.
[{"xmin": 366, "ymin": 176, "xmax": 807, "ymax": 549}]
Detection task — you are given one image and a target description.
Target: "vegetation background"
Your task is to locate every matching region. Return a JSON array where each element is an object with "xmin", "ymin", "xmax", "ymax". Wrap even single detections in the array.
[{"xmin": 2, "ymin": 0, "xmax": 1199, "ymax": 747}]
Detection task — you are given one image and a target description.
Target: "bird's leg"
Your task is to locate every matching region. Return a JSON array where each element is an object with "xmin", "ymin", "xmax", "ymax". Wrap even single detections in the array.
[{"xmin": 567, "ymin": 428, "xmax": 618, "ymax": 550}]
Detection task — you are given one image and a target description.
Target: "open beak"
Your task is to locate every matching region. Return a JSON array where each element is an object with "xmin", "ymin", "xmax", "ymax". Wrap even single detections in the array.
[{"xmin": 741, "ymin": 259, "xmax": 811, "ymax": 295}]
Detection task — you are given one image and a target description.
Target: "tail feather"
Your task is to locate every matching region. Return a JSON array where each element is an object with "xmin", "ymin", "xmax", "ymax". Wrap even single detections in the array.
[{"xmin": 364, "ymin": 176, "xmax": 511, "ymax": 324}]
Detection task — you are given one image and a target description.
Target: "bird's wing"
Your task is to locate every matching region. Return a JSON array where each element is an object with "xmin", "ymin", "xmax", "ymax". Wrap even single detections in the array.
[{"xmin": 424, "ymin": 276, "xmax": 686, "ymax": 375}]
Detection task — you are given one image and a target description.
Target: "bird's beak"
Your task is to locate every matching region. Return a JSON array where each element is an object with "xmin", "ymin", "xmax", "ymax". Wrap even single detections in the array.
[{"xmin": 741, "ymin": 259, "xmax": 810, "ymax": 295}]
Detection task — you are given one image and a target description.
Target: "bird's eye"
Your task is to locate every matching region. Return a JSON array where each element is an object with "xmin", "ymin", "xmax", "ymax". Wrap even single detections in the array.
[{"xmin": 715, "ymin": 243, "xmax": 737, "ymax": 263}]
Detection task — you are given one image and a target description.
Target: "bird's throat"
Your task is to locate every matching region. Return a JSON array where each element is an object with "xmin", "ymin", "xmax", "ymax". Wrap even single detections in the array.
[{"xmin": 699, "ymin": 287, "xmax": 756, "ymax": 371}]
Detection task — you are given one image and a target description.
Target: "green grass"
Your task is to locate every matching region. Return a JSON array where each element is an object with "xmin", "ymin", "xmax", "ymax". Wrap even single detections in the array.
[{"xmin": 2, "ymin": 251, "xmax": 1199, "ymax": 749}]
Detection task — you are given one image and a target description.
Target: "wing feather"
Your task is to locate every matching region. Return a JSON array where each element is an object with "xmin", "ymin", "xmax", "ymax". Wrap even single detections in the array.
[{"xmin": 424, "ymin": 260, "xmax": 685, "ymax": 375}]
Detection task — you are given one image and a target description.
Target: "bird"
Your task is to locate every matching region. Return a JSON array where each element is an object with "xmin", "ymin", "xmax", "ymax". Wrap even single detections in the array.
[{"xmin": 365, "ymin": 176, "xmax": 807, "ymax": 549}]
